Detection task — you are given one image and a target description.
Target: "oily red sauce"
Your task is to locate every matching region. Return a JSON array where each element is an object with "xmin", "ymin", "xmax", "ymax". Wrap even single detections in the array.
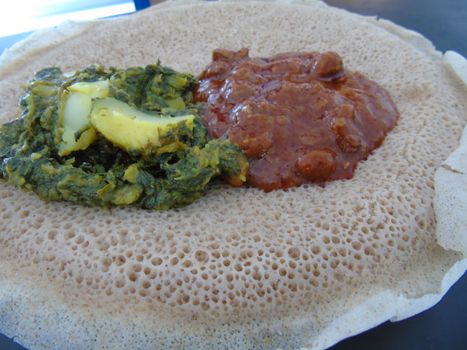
[{"xmin": 194, "ymin": 48, "xmax": 399, "ymax": 191}]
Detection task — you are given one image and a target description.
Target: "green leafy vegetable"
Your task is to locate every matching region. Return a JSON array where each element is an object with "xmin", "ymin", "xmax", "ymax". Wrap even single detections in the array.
[{"xmin": 0, "ymin": 64, "xmax": 248, "ymax": 210}]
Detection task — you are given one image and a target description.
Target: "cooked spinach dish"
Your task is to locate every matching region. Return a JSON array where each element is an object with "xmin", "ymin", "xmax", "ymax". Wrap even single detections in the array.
[{"xmin": 0, "ymin": 64, "xmax": 248, "ymax": 210}]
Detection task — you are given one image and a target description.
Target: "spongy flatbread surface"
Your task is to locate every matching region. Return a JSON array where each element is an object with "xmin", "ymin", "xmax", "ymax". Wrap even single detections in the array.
[{"xmin": 0, "ymin": 1, "xmax": 466, "ymax": 349}]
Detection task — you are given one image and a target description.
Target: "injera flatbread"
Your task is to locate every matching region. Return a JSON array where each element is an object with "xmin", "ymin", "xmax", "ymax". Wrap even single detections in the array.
[{"xmin": 0, "ymin": 1, "xmax": 466, "ymax": 349}]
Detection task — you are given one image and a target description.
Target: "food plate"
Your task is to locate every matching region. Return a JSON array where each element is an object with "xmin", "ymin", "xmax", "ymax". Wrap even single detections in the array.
[{"xmin": 0, "ymin": 1, "xmax": 466, "ymax": 349}]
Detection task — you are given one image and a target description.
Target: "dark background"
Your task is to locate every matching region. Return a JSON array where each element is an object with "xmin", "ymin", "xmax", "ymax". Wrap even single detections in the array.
[{"xmin": 1, "ymin": 0, "xmax": 466, "ymax": 349}]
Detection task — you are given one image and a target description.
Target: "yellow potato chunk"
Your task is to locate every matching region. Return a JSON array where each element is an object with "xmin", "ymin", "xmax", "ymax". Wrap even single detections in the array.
[
  {"xmin": 90, "ymin": 98, "xmax": 195, "ymax": 155},
  {"xmin": 58, "ymin": 80, "xmax": 109, "ymax": 156}
]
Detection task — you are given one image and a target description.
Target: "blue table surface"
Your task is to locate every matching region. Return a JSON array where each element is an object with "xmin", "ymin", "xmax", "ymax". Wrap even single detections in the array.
[{"xmin": 1, "ymin": 0, "xmax": 466, "ymax": 349}]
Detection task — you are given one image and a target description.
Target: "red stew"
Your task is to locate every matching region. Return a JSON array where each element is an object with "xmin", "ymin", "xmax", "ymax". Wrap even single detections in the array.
[{"xmin": 194, "ymin": 49, "xmax": 399, "ymax": 191}]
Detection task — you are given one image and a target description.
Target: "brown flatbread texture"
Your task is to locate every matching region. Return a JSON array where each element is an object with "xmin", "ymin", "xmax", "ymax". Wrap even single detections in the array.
[{"xmin": 0, "ymin": 1, "xmax": 466, "ymax": 349}]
